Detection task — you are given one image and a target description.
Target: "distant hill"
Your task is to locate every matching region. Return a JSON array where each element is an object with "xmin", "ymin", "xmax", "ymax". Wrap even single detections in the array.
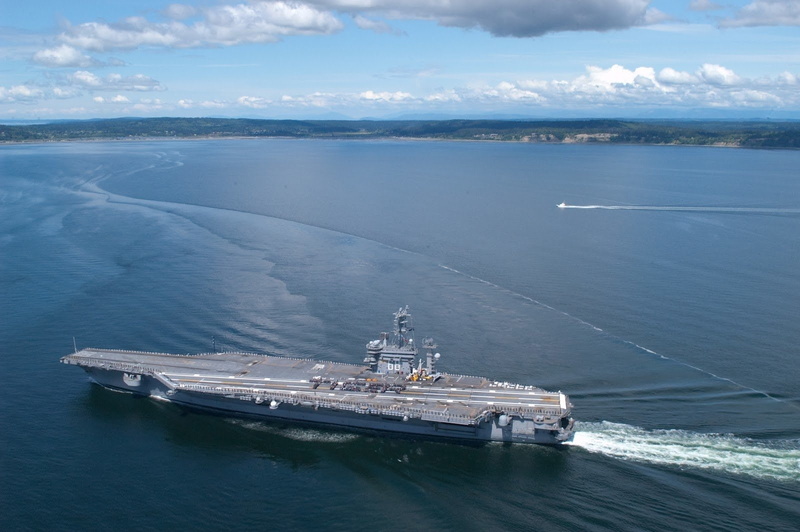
[{"xmin": 2, "ymin": 117, "xmax": 799, "ymax": 148}]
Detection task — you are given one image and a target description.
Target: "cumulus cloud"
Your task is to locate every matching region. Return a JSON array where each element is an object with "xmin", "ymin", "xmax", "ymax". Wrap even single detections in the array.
[
  {"xmin": 56, "ymin": 1, "xmax": 343, "ymax": 52},
  {"xmin": 481, "ymin": 81, "xmax": 544, "ymax": 102},
  {"xmin": 312, "ymin": 0, "xmax": 658, "ymax": 37},
  {"xmin": 253, "ymin": 63, "xmax": 800, "ymax": 113},
  {"xmin": 203, "ymin": 100, "xmax": 227, "ymax": 108},
  {"xmin": 721, "ymin": 0, "xmax": 800, "ymax": 27},
  {"xmin": 424, "ymin": 89, "xmax": 462, "ymax": 103},
  {"xmin": 577, "ymin": 64, "xmax": 658, "ymax": 90},
  {"xmin": 238, "ymin": 95, "xmax": 272, "ymax": 108},
  {"xmin": 0, "ymin": 84, "xmax": 86, "ymax": 104},
  {"xmin": 51, "ymin": 87, "xmax": 81, "ymax": 99},
  {"xmin": 32, "ymin": 44, "xmax": 98, "ymax": 68},
  {"xmin": 730, "ymin": 89, "xmax": 781, "ymax": 105},
  {"xmin": 512, "ymin": 64, "xmax": 796, "ymax": 108},
  {"xmin": 0, "ymin": 84, "xmax": 45, "ymax": 103},
  {"xmin": 697, "ymin": 63, "xmax": 741, "ymax": 86},
  {"xmin": 777, "ymin": 71, "xmax": 797, "ymax": 85},
  {"xmin": 7, "ymin": 61, "xmax": 798, "ymax": 116},
  {"xmin": 93, "ymin": 95, "xmax": 130, "ymax": 103},
  {"xmin": 657, "ymin": 67, "xmax": 699, "ymax": 85},
  {"xmin": 359, "ymin": 90, "xmax": 412, "ymax": 101},
  {"xmin": 67, "ymin": 71, "xmax": 165, "ymax": 91}
]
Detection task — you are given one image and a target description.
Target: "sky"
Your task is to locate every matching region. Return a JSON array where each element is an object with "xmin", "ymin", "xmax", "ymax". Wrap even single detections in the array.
[{"xmin": 1, "ymin": 0, "xmax": 799, "ymax": 120}]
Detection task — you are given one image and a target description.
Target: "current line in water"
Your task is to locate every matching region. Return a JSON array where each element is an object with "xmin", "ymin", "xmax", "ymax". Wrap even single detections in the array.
[{"xmin": 437, "ymin": 264, "xmax": 792, "ymax": 407}]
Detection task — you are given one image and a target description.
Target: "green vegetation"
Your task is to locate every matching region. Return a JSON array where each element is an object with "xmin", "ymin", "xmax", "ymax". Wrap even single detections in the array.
[{"xmin": 2, "ymin": 117, "xmax": 799, "ymax": 148}]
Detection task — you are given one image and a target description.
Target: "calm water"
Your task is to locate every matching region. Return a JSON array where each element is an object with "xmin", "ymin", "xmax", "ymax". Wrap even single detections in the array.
[{"xmin": 1, "ymin": 139, "xmax": 798, "ymax": 530}]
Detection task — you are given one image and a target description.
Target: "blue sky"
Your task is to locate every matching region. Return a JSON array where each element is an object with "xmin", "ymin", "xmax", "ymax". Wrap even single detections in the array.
[{"xmin": 1, "ymin": 0, "xmax": 799, "ymax": 119}]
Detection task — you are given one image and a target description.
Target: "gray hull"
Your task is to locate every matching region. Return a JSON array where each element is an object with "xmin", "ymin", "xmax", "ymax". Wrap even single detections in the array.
[{"xmin": 83, "ymin": 365, "xmax": 572, "ymax": 445}]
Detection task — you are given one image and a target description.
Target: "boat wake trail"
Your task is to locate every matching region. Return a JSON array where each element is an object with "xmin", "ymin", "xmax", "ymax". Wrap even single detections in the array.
[
  {"xmin": 558, "ymin": 204, "xmax": 800, "ymax": 215},
  {"xmin": 568, "ymin": 421, "xmax": 800, "ymax": 482}
]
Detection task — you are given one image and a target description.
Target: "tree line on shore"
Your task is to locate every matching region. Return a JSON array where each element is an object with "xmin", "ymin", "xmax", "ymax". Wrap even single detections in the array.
[{"xmin": 2, "ymin": 117, "xmax": 799, "ymax": 148}]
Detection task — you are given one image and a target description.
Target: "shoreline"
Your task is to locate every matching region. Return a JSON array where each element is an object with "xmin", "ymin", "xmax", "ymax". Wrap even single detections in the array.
[
  {"xmin": 0, "ymin": 134, "xmax": 781, "ymax": 150},
  {"xmin": 3, "ymin": 116, "xmax": 799, "ymax": 150}
]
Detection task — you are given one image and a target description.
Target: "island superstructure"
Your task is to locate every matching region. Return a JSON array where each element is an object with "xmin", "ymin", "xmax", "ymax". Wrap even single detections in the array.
[{"xmin": 61, "ymin": 307, "xmax": 575, "ymax": 445}]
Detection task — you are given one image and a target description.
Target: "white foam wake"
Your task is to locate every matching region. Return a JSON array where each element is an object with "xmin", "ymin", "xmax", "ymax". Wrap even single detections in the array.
[
  {"xmin": 559, "ymin": 204, "xmax": 800, "ymax": 214},
  {"xmin": 226, "ymin": 419, "xmax": 360, "ymax": 443},
  {"xmin": 568, "ymin": 421, "xmax": 800, "ymax": 482}
]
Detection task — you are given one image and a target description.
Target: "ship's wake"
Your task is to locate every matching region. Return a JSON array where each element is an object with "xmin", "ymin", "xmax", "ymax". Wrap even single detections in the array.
[
  {"xmin": 558, "ymin": 204, "xmax": 800, "ymax": 215},
  {"xmin": 568, "ymin": 421, "xmax": 800, "ymax": 482},
  {"xmin": 227, "ymin": 419, "xmax": 360, "ymax": 443}
]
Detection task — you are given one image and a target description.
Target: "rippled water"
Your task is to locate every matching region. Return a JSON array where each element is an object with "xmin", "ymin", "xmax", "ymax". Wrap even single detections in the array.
[{"xmin": 1, "ymin": 140, "xmax": 798, "ymax": 530}]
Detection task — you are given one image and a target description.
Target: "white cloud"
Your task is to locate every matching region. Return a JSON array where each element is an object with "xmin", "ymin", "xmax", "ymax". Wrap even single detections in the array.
[
  {"xmin": 0, "ymin": 84, "xmax": 45, "ymax": 103},
  {"xmin": 67, "ymin": 71, "xmax": 165, "ymax": 91},
  {"xmin": 178, "ymin": 98, "xmax": 228, "ymax": 109},
  {"xmin": 254, "ymin": 63, "xmax": 800, "ymax": 113},
  {"xmin": 32, "ymin": 44, "xmax": 97, "ymax": 68},
  {"xmin": 484, "ymin": 81, "xmax": 543, "ymax": 102},
  {"xmin": 238, "ymin": 95, "xmax": 272, "ymax": 108},
  {"xmin": 777, "ymin": 71, "xmax": 797, "ymax": 85},
  {"xmin": 721, "ymin": 0, "xmax": 800, "ymax": 27},
  {"xmin": 511, "ymin": 64, "xmax": 800, "ymax": 109},
  {"xmin": 199, "ymin": 100, "xmax": 228, "ymax": 108},
  {"xmin": 657, "ymin": 67, "xmax": 699, "ymax": 84},
  {"xmin": 51, "ymin": 87, "xmax": 81, "ymax": 99},
  {"xmin": 359, "ymin": 90, "xmax": 413, "ymax": 101},
  {"xmin": 6, "ymin": 60, "xmax": 799, "ymax": 117},
  {"xmin": 57, "ymin": 1, "xmax": 344, "ymax": 52},
  {"xmin": 577, "ymin": 64, "xmax": 658, "ymax": 90},
  {"xmin": 425, "ymin": 89, "xmax": 462, "ymax": 103},
  {"xmin": 70, "ymin": 71, "xmax": 101, "ymax": 87},
  {"xmin": 92, "ymin": 95, "xmax": 130, "ymax": 103},
  {"xmin": 730, "ymin": 89, "xmax": 781, "ymax": 105},
  {"xmin": 697, "ymin": 63, "xmax": 741, "ymax": 86}
]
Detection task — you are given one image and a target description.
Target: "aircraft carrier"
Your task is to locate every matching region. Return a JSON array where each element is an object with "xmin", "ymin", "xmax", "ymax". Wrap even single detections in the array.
[{"xmin": 61, "ymin": 307, "xmax": 575, "ymax": 445}]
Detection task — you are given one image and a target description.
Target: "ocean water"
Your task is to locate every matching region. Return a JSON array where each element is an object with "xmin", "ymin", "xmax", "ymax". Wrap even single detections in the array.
[{"xmin": 1, "ymin": 139, "xmax": 798, "ymax": 531}]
